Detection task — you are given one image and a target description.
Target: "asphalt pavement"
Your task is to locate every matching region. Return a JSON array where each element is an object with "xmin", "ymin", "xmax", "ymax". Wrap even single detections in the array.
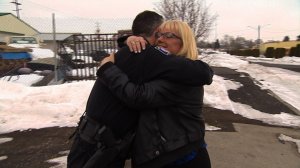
[
  {"xmin": 249, "ymin": 61, "xmax": 300, "ymax": 73},
  {"xmin": 202, "ymin": 65, "xmax": 300, "ymax": 168},
  {"xmin": 206, "ymin": 123, "xmax": 300, "ymax": 168}
]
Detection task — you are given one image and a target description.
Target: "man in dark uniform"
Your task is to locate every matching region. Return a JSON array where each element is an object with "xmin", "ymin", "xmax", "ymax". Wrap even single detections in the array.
[{"xmin": 67, "ymin": 10, "xmax": 213, "ymax": 168}]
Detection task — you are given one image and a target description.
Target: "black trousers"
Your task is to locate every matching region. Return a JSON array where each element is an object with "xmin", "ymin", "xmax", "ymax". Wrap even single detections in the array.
[
  {"xmin": 67, "ymin": 136, "xmax": 125, "ymax": 168},
  {"xmin": 163, "ymin": 147, "xmax": 211, "ymax": 168}
]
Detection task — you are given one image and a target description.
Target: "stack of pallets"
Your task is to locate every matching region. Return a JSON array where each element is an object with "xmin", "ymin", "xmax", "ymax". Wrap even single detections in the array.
[{"xmin": 0, "ymin": 45, "xmax": 32, "ymax": 77}]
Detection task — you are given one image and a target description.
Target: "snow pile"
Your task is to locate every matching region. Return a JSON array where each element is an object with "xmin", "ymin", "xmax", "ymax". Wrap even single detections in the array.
[
  {"xmin": 0, "ymin": 80, "xmax": 94, "ymax": 134},
  {"xmin": 278, "ymin": 134, "xmax": 300, "ymax": 154},
  {"xmin": 30, "ymin": 48, "xmax": 54, "ymax": 60}
]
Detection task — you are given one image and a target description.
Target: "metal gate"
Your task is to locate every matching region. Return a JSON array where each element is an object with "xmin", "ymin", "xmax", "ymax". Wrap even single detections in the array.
[{"xmin": 57, "ymin": 33, "xmax": 119, "ymax": 81}]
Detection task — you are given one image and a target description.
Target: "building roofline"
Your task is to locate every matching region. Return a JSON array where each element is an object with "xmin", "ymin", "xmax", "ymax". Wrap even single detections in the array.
[
  {"xmin": 0, "ymin": 13, "xmax": 40, "ymax": 34},
  {"xmin": 0, "ymin": 13, "xmax": 11, "ymax": 16}
]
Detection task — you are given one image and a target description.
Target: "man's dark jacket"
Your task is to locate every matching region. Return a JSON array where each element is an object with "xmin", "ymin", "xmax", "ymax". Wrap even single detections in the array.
[{"xmin": 98, "ymin": 59, "xmax": 213, "ymax": 167}]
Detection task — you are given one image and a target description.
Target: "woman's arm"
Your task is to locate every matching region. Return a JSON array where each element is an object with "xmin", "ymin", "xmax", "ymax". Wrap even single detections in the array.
[
  {"xmin": 112, "ymin": 43, "xmax": 214, "ymax": 87},
  {"xmin": 98, "ymin": 54, "xmax": 185, "ymax": 109},
  {"xmin": 98, "ymin": 61, "xmax": 175, "ymax": 109},
  {"xmin": 156, "ymin": 57, "xmax": 214, "ymax": 86}
]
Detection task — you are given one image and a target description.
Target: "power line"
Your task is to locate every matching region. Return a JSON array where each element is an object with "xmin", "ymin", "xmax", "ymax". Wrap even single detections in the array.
[
  {"xmin": 218, "ymin": 28, "xmax": 252, "ymax": 35},
  {"xmin": 24, "ymin": 0, "xmax": 90, "ymax": 19},
  {"xmin": 264, "ymin": 29, "xmax": 299, "ymax": 33}
]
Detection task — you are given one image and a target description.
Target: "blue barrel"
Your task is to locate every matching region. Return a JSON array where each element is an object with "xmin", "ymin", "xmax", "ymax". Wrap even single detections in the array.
[{"xmin": 0, "ymin": 52, "xmax": 32, "ymax": 60}]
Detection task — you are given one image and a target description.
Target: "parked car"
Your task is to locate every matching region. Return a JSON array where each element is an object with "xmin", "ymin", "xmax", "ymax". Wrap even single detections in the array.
[{"xmin": 6, "ymin": 36, "xmax": 41, "ymax": 48}]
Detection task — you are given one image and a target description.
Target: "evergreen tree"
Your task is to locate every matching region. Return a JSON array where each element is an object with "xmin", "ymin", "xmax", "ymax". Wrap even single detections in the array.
[
  {"xmin": 214, "ymin": 39, "xmax": 220, "ymax": 50},
  {"xmin": 283, "ymin": 36, "xmax": 290, "ymax": 42}
]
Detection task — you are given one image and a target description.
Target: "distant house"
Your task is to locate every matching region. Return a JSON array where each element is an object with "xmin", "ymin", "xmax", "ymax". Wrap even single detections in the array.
[
  {"xmin": 260, "ymin": 41, "xmax": 300, "ymax": 55},
  {"xmin": 0, "ymin": 13, "xmax": 80, "ymax": 51},
  {"xmin": 0, "ymin": 13, "xmax": 40, "ymax": 43}
]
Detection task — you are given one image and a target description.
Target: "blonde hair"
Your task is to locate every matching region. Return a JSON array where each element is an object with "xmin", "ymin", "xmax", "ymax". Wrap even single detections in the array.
[{"xmin": 158, "ymin": 20, "xmax": 198, "ymax": 60}]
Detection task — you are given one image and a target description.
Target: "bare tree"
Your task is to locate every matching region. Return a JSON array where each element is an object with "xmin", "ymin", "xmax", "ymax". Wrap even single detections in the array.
[
  {"xmin": 220, "ymin": 35, "xmax": 256, "ymax": 50},
  {"xmin": 155, "ymin": 0, "xmax": 217, "ymax": 40}
]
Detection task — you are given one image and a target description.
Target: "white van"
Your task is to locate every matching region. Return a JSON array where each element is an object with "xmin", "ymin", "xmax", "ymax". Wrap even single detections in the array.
[{"xmin": 7, "ymin": 36, "xmax": 41, "ymax": 48}]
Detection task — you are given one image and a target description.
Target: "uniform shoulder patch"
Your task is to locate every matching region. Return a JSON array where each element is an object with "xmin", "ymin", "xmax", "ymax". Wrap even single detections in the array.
[{"xmin": 154, "ymin": 46, "xmax": 170, "ymax": 55}]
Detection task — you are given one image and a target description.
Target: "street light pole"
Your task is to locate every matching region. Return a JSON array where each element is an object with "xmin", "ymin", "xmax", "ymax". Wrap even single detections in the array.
[{"xmin": 52, "ymin": 13, "xmax": 58, "ymax": 82}]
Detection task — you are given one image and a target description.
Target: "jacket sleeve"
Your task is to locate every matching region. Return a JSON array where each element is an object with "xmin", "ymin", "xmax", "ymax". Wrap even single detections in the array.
[
  {"xmin": 158, "ymin": 57, "xmax": 214, "ymax": 86},
  {"xmin": 97, "ymin": 62, "xmax": 176, "ymax": 109}
]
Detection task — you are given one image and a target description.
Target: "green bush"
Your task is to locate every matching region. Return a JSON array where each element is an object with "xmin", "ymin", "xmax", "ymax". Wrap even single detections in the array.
[
  {"xmin": 296, "ymin": 44, "xmax": 300, "ymax": 57},
  {"xmin": 243, "ymin": 49, "xmax": 251, "ymax": 56},
  {"xmin": 289, "ymin": 47, "xmax": 296, "ymax": 56},
  {"xmin": 229, "ymin": 50, "xmax": 242, "ymax": 56},
  {"xmin": 228, "ymin": 49, "xmax": 260, "ymax": 57},
  {"xmin": 252, "ymin": 49, "xmax": 260, "ymax": 57},
  {"xmin": 265, "ymin": 47, "xmax": 274, "ymax": 58},
  {"xmin": 274, "ymin": 48, "xmax": 286, "ymax": 58}
]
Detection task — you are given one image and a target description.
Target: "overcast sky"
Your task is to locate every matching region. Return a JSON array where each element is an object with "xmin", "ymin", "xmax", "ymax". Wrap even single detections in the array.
[{"xmin": 1, "ymin": 0, "xmax": 299, "ymax": 41}]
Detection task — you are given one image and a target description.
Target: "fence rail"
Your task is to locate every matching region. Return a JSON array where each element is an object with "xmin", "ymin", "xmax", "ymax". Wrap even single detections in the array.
[{"xmin": 58, "ymin": 33, "xmax": 119, "ymax": 82}]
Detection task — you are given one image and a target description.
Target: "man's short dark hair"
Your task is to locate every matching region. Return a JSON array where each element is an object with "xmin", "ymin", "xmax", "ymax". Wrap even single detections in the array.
[{"xmin": 132, "ymin": 10, "xmax": 164, "ymax": 37}]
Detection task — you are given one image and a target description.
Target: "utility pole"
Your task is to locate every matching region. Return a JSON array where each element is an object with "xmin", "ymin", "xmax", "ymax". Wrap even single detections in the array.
[
  {"xmin": 214, "ymin": 22, "xmax": 218, "ymax": 41},
  {"xmin": 10, "ymin": 0, "xmax": 21, "ymax": 18},
  {"xmin": 248, "ymin": 24, "xmax": 270, "ymax": 47},
  {"xmin": 248, "ymin": 24, "xmax": 270, "ymax": 55},
  {"xmin": 95, "ymin": 22, "xmax": 101, "ymax": 34},
  {"xmin": 52, "ymin": 13, "xmax": 58, "ymax": 82}
]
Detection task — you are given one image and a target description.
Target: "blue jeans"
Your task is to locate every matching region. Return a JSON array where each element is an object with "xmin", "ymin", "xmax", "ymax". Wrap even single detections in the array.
[{"xmin": 163, "ymin": 147, "xmax": 211, "ymax": 168}]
